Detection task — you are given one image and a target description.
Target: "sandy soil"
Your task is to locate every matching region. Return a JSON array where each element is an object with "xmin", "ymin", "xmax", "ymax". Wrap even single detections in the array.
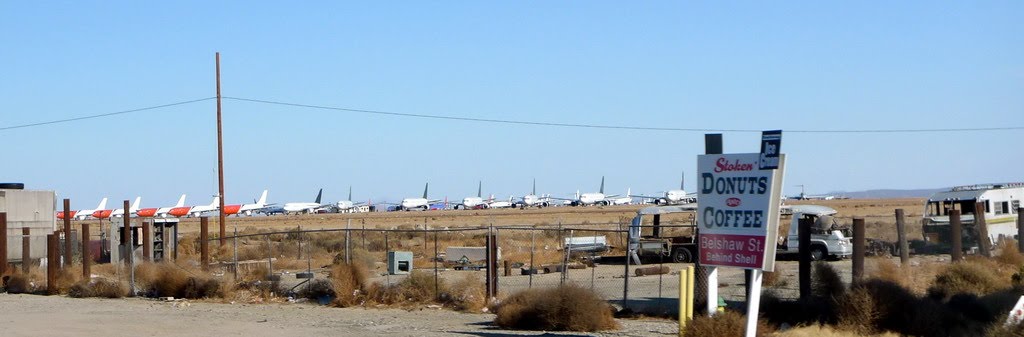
[{"xmin": 0, "ymin": 293, "xmax": 678, "ymax": 337}]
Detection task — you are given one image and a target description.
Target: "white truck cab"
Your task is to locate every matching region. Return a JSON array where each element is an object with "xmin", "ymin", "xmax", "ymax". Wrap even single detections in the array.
[{"xmin": 776, "ymin": 205, "xmax": 852, "ymax": 261}]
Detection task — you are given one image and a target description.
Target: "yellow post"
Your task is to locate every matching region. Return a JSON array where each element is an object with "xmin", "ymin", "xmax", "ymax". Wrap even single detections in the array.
[
  {"xmin": 686, "ymin": 266, "xmax": 695, "ymax": 319},
  {"xmin": 679, "ymin": 266, "xmax": 694, "ymax": 335}
]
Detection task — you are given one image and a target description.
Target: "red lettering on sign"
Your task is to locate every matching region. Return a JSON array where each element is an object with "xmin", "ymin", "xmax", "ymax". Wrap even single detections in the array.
[
  {"xmin": 714, "ymin": 158, "xmax": 754, "ymax": 173},
  {"xmin": 726, "ymin": 198, "xmax": 741, "ymax": 207}
]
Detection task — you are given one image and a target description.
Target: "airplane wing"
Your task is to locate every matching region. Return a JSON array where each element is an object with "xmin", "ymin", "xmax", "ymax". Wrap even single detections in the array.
[{"xmin": 545, "ymin": 196, "xmax": 576, "ymax": 201}]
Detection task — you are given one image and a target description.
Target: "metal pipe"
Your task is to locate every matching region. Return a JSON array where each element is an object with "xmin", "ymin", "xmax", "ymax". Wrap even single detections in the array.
[{"xmin": 63, "ymin": 199, "xmax": 72, "ymax": 267}]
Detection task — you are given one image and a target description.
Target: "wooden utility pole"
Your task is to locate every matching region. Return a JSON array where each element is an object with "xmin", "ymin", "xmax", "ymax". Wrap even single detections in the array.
[
  {"xmin": 63, "ymin": 199, "xmax": 72, "ymax": 267},
  {"xmin": 950, "ymin": 210, "xmax": 963, "ymax": 262},
  {"xmin": 216, "ymin": 52, "xmax": 226, "ymax": 247},
  {"xmin": 895, "ymin": 209, "xmax": 910, "ymax": 265},
  {"xmin": 852, "ymin": 217, "xmax": 865, "ymax": 283}
]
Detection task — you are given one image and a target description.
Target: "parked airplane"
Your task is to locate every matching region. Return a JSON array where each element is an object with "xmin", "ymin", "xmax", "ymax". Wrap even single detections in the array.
[
  {"xmin": 398, "ymin": 183, "xmax": 442, "ymax": 211},
  {"xmin": 486, "ymin": 195, "xmax": 516, "ymax": 208},
  {"xmin": 135, "ymin": 194, "xmax": 187, "ymax": 218},
  {"xmin": 57, "ymin": 197, "xmax": 108, "ymax": 220},
  {"xmin": 551, "ymin": 177, "xmax": 619, "ymax": 206},
  {"xmin": 167, "ymin": 196, "xmax": 220, "ymax": 217},
  {"xmin": 516, "ymin": 179, "xmax": 551, "ymax": 208},
  {"xmin": 224, "ymin": 190, "xmax": 270, "ymax": 216},
  {"xmin": 335, "ymin": 186, "xmax": 366, "ymax": 213},
  {"xmin": 92, "ymin": 197, "xmax": 141, "ymax": 219},
  {"xmin": 283, "ymin": 189, "xmax": 326, "ymax": 214},
  {"xmin": 631, "ymin": 172, "xmax": 697, "ymax": 205},
  {"xmin": 607, "ymin": 188, "xmax": 634, "ymax": 205},
  {"xmin": 454, "ymin": 181, "xmax": 487, "ymax": 210}
]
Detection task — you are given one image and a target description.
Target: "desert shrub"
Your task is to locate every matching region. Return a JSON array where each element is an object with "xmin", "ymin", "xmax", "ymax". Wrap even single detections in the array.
[
  {"xmin": 68, "ymin": 278, "xmax": 126, "ymax": 298},
  {"xmin": 135, "ymin": 262, "xmax": 220, "ymax": 299},
  {"xmin": 493, "ymin": 284, "xmax": 619, "ymax": 332},
  {"xmin": 872, "ymin": 258, "xmax": 907, "ymax": 286},
  {"xmin": 836, "ymin": 285, "xmax": 880, "ymax": 335},
  {"xmin": 927, "ymin": 262, "xmax": 1004, "ymax": 300},
  {"xmin": 3, "ymin": 273, "xmax": 37, "ymax": 294},
  {"xmin": 683, "ymin": 309, "xmax": 773, "ymax": 337},
  {"xmin": 330, "ymin": 262, "xmax": 370, "ymax": 307},
  {"xmin": 813, "ymin": 262, "xmax": 845, "ymax": 299},
  {"xmin": 987, "ymin": 321, "xmax": 1024, "ymax": 337},
  {"xmin": 762, "ymin": 271, "xmax": 785, "ymax": 287},
  {"xmin": 441, "ymin": 273, "xmax": 485, "ymax": 312},
  {"xmin": 371, "ymin": 270, "xmax": 438, "ymax": 304},
  {"xmin": 995, "ymin": 240, "xmax": 1024, "ymax": 267}
]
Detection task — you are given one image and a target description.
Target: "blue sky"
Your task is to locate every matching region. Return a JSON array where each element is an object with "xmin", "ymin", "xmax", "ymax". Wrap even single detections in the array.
[{"xmin": 2, "ymin": 1, "xmax": 1021, "ymax": 207}]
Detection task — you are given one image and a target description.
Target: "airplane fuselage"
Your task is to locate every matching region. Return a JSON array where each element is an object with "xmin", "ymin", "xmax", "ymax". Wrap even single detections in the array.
[{"xmin": 400, "ymin": 198, "xmax": 430, "ymax": 210}]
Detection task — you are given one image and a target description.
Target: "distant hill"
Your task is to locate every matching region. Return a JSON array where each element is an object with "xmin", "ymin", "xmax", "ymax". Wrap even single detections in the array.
[{"xmin": 827, "ymin": 188, "xmax": 944, "ymax": 199}]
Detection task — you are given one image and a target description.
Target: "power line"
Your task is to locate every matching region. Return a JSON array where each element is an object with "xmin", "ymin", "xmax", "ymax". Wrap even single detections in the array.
[
  {"xmin": 0, "ymin": 97, "xmax": 215, "ymax": 131},
  {"xmin": 224, "ymin": 96, "xmax": 1024, "ymax": 134}
]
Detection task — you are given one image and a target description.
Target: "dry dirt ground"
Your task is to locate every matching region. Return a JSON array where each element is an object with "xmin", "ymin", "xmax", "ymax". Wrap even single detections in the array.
[
  {"xmin": 0, "ymin": 293, "xmax": 679, "ymax": 337},
  {"xmin": 36, "ymin": 198, "xmax": 927, "ymax": 336}
]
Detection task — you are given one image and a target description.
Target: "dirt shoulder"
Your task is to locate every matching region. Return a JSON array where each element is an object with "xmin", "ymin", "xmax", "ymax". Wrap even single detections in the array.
[{"xmin": 0, "ymin": 294, "xmax": 677, "ymax": 337}]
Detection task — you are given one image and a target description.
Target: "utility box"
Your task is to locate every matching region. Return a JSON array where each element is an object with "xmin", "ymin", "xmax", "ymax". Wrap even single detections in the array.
[
  {"xmin": 387, "ymin": 251, "xmax": 413, "ymax": 275},
  {"xmin": 0, "ymin": 188, "xmax": 56, "ymax": 261}
]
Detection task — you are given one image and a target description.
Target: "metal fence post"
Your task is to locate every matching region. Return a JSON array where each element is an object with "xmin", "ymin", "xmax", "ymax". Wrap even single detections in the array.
[
  {"xmin": 142, "ymin": 220, "xmax": 151, "ymax": 262},
  {"xmin": 529, "ymin": 229, "xmax": 536, "ymax": 289},
  {"xmin": 798, "ymin": 216, "xmax": 812, "ymax": 300},
  {"xmin": 385, "ymin": 230, "xmax": 390, "ymax": 286},
  {"xmin": 1018, "ymin": 208, "xmax": 1024, "ymax": 253},
  {"xmin": 47, "ymin": 233, "xmax": 58, "ymax": 294},
  {"xmin": 233, "ymin": 226, "xmax": 238, "ymax": 281},
  {"xmin": 81, "ymin": 223, "xmax": 91, "ymax": 278},
  {"xmin": 63, "ymin": 199, "xmax": 72, "ymax": 267},
  {"xmin": 434, "ymin": 230, "xmax": 439, "ymax": 300},
  {"xmin": 623, "ymin": 222, "xmax": 631, "ymax": 312},
  {"xmin": 22, "ymin": 227, "xmax": 30, "ymax": 274}
]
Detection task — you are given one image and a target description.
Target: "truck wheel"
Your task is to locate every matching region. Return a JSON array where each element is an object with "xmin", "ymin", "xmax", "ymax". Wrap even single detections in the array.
[
  {"xmin": 671, "ymin": 248, "xmax": 693, "ymax": 263},
  {"xmin": 810, "ymin": 245, "xmax": 827, "ymax": 261}
]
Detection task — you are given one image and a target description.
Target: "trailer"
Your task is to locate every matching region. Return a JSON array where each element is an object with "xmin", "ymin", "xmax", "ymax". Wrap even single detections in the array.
[{"xmin": 922, "ymin": 183, "xmax": 1023, "ymax": 250}]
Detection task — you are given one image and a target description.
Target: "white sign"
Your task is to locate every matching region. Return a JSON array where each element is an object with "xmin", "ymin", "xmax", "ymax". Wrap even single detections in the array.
[
  {"xmin": 697, "ymin": 153, "xmax": 784, "ymax": 271},
  {"xmin": 1007, "ymin": 296, "xmax": 1024, "ymax": 326}
]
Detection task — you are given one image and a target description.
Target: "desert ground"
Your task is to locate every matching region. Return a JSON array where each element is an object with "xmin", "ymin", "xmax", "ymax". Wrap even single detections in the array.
[{"xmin": 21, "ymin": 198, "xmax": 931, "ymax": 336}]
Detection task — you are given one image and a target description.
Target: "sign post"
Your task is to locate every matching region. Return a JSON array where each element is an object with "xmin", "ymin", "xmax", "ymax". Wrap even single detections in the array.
[{"xmin": 697, "ymin": 131, "xmax": 784, "ymax": 337}]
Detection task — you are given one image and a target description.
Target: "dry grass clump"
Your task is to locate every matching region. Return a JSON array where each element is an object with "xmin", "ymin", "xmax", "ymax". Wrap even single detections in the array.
[
  {"xmin": 68, "ymin": 278, "xmax": 127, "ymax": 298},
  {"xmin": 774, "ymin": 324, "xmax": 899, "ymax": 337},
  {"xmin": 329, "ymin": 262, "xmax": 370, "ymax": 307},
  {"xmin": 835, "ymin": 285, "xmax": 881, "ymax": 335},
  {"xmin": 441, "ymin": 273, "xmax": 486, "ymax": 312},
  {"xmin": 871, "ymin": 258, "xmax": 908, "ymax": 286},
  {"xmin": 3, "ymin": 273, "xmax": 38, "ymax": 294},
  {"xmin": 368, "ymin": 271, "xmax": 439, "ymax": 305},
  {"xmin": 927, "ymin": 262, "xmax": 1005, "ymax": 300},
  {"xmin": 134, "ymin": 262, "xmax": 221, "ymax": 299},
  {"xmin": 493, "ymin": 284, "xmax": 619, "ymax": 332},
  {"xmin": 987, "ymin": 321, "xmax": 1024, "ymax": 337},
  {"xmin": 995, "ymin": 240, "xmax": 1024, "ymax": 267},
  {"xmin": 683, "ymin": 310, "xmax": 773, "ymax": 337}
]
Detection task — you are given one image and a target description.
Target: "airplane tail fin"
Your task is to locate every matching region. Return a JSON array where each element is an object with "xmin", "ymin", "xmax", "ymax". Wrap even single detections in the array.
[
  {"xmin": 423, "ymin": 183, "xmax": 429, "ymax": 199},
  {"xmin": 97, "ymin": 198, "xmax": 108, "ymax": 211},
  {"xmin": 210, "ymin": 196, "xmax": 220, "ymax": 207},
  {"xmin": 175, "ymin": 194, "xmax": 186, "ymax": 207},
  {"xmin": 347, "ymin": 186, "xmax": 352, "ymax": 202},
  {"xmin": 532, "ymin": 178, "xmax": 536, "ymax": 195},
  {"xmin": 477, "ymin": 181, "xmax": 482, "ymax": 198},
  {"xmin": 575, "ymin": 190, "xmax": 580, "ymax": 200},
  {"xmin": 315, "ymin": 189, "xmax": 323, "ymax": 204},
  {"xmin": 130, "ymin": 197, "xmax": 141, "ymax": 211},
  {"xmin": 600, "ymin": 176, "xmax": 605, "ymax": 194},
  {"xmin": 681, "ymin": 171, "xmax": 685, "ymax": 191},
  {"xmin": 257, "ymin": 190, "xmax": 268, "ymax": 206}
]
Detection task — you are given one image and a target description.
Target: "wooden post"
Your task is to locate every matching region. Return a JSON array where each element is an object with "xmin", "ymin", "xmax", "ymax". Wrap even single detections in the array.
[
  {"xmin": 950, "ymin": 210, "xmax": 963, "ymax": 262},
  {"xmin": 895, "ymin": 209, "xmax": 910, "ymax": 265},
  {"xmin": 47, "ymin": 233, "xmax": 58, "ymax": 295},
  {"xmin": 63, "ymin": 199, "xmax": 72, "ymax": 267},
  {"xmin": 504, "ymin": 260, "xmax": 511, "ymax": 277},
  {"xmin": 798, "ymin": 216, "xmax": 812, "ymax": 300},
  {"xmin": 200, "ymin": 217, "xmax": 210, "ymax": 271},
  {"xmin": 22, "ymin": 227, "xmax": 30, "ymax": 273},
  {"xmin": 852, "ymin": 217, "xmax": 866, "ymax": 283},
  {"xmin": 122, "ymin": 200, "xmax": 131, "ymax": 266},
  {"xmin": 215, "ymin": 52, "xmax": 227, "ymax": 249},
  {"xmin": 1018, "ymin": 208, "xmax": 1024, "ymax": 253},
  {"xmin": 81, "ymin": 223, "xmax": 91, "ymax": 278},
  {"xmin": 142, "ymin": 220, "xmax": 151, "ymax": 262},
  {"xmin": 0, "ymin": 212, "xmax": 7, "ymax": 276},
  {"xmin": 975, "ymin": 202, "xmax": 992, "ymax": 257}
]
